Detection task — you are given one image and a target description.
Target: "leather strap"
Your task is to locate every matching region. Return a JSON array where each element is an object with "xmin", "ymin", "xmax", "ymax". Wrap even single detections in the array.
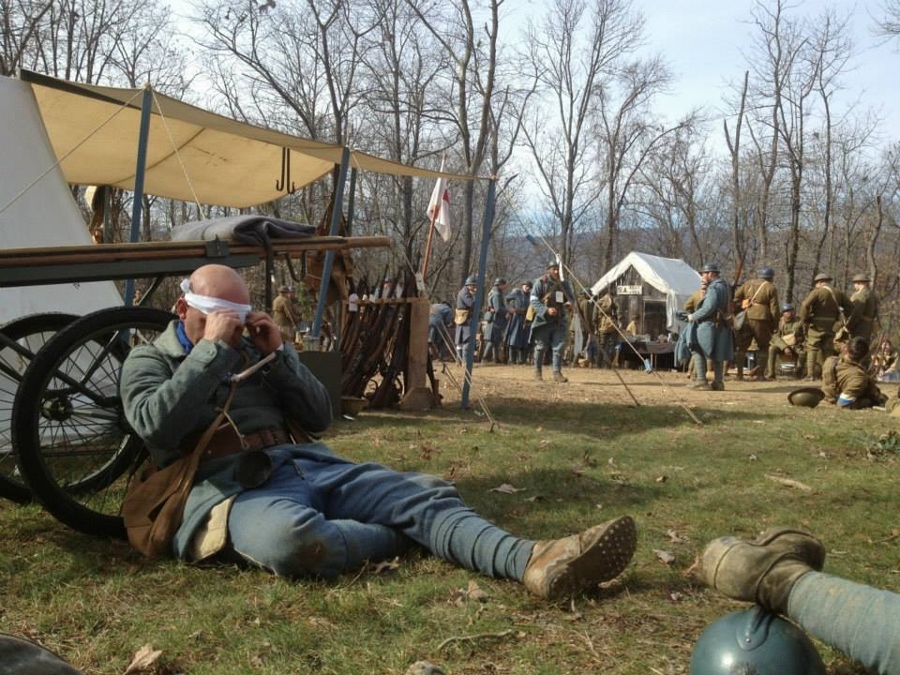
[{"xmin": 200, "ymin": 426, "xmax": 291, "ymax": 462}]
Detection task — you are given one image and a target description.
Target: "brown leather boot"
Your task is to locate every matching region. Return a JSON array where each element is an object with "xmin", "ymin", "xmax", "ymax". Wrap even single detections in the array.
[
  {"xmin": 695, "ymin": 527, "xmax": 825, "ymax": 613},
  {"xmin": 523, "ymin": 516, "xmax": 637, "ymax": 600}
]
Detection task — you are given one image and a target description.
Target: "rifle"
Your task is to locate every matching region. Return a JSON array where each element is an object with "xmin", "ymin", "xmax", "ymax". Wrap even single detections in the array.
[{"xmin": 728, "ymin": 255, "xmax": 746, "ymax": 322}]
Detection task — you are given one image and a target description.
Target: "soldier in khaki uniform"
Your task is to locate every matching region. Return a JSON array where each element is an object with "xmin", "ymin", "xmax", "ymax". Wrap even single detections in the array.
[
  {"xmin": 846, "ymin": 273, "xmax": 879, "ymax": 344},
  {"xmin": 765, "ymin": 303, "xmax": 804, "ymax": 379},
  {"xmin": 272, "ymin": 285, "xmax": 297, "ymax": 342},
  {"xmin": 733, "ymin": 266, "xmax": 779, "ymax": 381},
  {"xmin": 799, "ymin": 272, "xmax": 850, "ymax": 381},
  {"xmin": 822, "ymin": 336, "xmax": 887, "ymax": 409},
  {"xmin": 595, "ymin": 289, "xmax": 618, "ymax": 367}
]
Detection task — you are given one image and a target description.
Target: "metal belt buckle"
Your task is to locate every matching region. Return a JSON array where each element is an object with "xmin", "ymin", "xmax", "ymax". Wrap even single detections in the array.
[{"xmin": 234, "ymin": 450, "xmax": 274, "ymax": 489}]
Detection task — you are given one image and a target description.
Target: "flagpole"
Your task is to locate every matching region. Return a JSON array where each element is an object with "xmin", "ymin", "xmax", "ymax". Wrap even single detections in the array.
[{"xmin": 420, "ymin": 211, "xmax": 438, "ymax": 281}]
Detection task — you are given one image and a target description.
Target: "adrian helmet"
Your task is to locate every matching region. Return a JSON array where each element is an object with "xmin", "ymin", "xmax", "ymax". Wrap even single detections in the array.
[
  {"xmin": 701, "ymin": 262, "xmax": 720, "ymax": 274},
  {"xmin": 494, "ymin": 277, "xmax": 507, "ymax": 286},
  {"xmin": 781, "ymin": 303, "xmax": 794, "ymax": 313},
  {"xmin": 0, "ymin": 633, "xmax": 84, "ymax": 675},
  {"xmin": 546, "ymin": 260, "xmax": 560, "ymax": 270},
  {"xmin": 690, "ymin": 607, "xmax": 825, "ymax": 675},
  {"xmin": 465, "ymin": 275, "xmax": 478, "ymax": 286},
  {"xmin": 788, "ymin": 387, "xmax": 826, "ymax": 408},
  {"xmin": 758, "ymin": 266, "xmax": 775, "ymax": 280}
]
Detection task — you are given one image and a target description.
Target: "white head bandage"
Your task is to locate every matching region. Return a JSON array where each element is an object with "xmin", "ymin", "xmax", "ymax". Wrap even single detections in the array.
[{"xmin": 180, "ymin": 278, "xmax": 252, "ymax": 323}]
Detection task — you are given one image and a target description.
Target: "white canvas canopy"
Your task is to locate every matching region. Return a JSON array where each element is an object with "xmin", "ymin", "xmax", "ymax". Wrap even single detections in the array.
[
  {"xmin": 590, "ymin": 251, "xmax": 701, "ymax": 332},
  {"xmin": 19, "ymin": 70, "xmax": 472, "ymax": 209},
  {"xmin": 0, "ymin": 77, "xmax": 122, "ymax": 325}
]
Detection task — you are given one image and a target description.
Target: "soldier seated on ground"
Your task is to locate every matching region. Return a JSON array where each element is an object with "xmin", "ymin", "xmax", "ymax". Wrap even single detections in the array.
[{"xmin": 821, "ymin": 336, "xmax": 888, "ymax": 409}]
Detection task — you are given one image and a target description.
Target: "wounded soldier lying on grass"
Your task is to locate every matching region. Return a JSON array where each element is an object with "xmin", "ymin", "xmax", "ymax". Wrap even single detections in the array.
[
  {"xmin": 119, "ymin": 264, "xmax": 637, "ymax": 600},
  {"xmin": 822, "ymin": 336, "xmax": 889, "ymax": 410}
]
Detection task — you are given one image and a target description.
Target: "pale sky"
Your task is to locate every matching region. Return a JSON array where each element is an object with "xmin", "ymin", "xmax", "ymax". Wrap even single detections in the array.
[{"xmin": 636, "ymin": 0, "xmax": 900, "ymax": 143}]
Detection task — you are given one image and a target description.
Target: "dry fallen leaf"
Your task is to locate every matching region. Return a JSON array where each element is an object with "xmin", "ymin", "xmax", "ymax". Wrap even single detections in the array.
[
  {"xmin": 369, "ymin": 556, "xmax": 401, "ymax": 575},
  {"xmin": 666, "ymin": 529, "xmax": 688, "ymax": 544},
  {"xmin": 654, "ymin": 549, "xmax": 676, "ymax": 565},
  {"xmin": 765, "ymin": 473, "xmax": 812, "ymax": 491},
  {"xmin": 466, "ymin": 580, "xmax": 490, "ymax": 603},
  {"xmin": 489, "ymin": 483, "xmax": 526, "ymax": 494},
  {"xmin": 124, "ymin": 644, "xmax": 162, "ymax": 675}
]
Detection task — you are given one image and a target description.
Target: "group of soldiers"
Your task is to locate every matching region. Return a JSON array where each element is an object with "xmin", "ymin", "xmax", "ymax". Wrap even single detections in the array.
[
  {"xmin": 428, "ymin": 261, "xmax": 887, "ymax": 399},
  {"xmin": 683, "ymin": 264, "xmax": 884, "ymax": 390},
  {"xmin": 429, "ymin": 261, "xmax": 639, "ymax": 382}
]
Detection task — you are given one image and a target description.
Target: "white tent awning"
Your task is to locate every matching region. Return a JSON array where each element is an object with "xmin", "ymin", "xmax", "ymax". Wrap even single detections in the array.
[
  {"xmin": 20, "ymin": 70, "xmax": 475, "ymax": 209},
  {"xmin": 591, "ymin": 251, "xmax": 701, "ymax": 332}
]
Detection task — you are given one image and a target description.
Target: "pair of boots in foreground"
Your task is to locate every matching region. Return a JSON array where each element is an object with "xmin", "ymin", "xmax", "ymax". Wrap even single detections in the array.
[{"xmin": 522, "ymin": 519, "xmax": 819, "ymax": 605}]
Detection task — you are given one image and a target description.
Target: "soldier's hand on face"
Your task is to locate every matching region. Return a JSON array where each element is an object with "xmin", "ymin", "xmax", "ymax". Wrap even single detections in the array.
[
  {"xmin": 203, "ymin": 310, "xmax": 245, "ymax": 348},
  {"xmin": 245, "ymin": 311, "xmax": 283, "ymax": 355},
  {"xmin": 547, "ymin": 307, "xmax": 558, "ymax": 317}
]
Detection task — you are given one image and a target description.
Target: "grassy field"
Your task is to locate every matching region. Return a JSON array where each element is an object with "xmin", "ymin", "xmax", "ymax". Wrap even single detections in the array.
[{"xmin": 1, "ymin": 366, "xmax": 898, "ymax": 674}]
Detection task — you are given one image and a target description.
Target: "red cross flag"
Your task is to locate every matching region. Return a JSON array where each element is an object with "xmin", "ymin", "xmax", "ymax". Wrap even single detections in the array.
[{"xmin": 426, "ymin": 159, "xmax": 451, "ymax": 242}]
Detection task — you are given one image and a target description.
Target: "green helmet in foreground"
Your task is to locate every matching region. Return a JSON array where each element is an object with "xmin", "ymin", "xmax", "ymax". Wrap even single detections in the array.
[
  {"xmin": 690, "ymin": 607, "xmax": 825, "ymax": 675},
  {"xmin": 788, "ymin": 387, "xmax": 825, "ymax": 408}
]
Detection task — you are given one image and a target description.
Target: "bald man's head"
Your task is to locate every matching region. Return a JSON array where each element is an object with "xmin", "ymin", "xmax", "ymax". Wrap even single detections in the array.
[
  {"xmin": 188, "ymin": 264, "xmax": 251, "ymax": 304},
  {"xmin": 177, "ymin": 265, "xmax": 251, "ymax": 346}
]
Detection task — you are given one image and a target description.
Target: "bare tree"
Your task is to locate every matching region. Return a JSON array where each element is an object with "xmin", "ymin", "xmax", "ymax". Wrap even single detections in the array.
[
  {"xmin": 520, "ymin": 0, "xmax": 645, "ymax": 269},
  {"xmin": 406, "ymin": 0, "xmax": 508, "ymax": 282}
]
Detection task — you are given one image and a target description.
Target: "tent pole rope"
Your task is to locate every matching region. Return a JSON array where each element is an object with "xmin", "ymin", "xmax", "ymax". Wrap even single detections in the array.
[
  {"xmin": 150, "ymin": 89, "xmax": 205, "ymax": 217},
  {"xmin": 0, "ymin": 88, "xmax": 145, "ymax": 217},
  {"xmin": 528, "ymin": 234, "xmax": 702, "ymax": 426}
]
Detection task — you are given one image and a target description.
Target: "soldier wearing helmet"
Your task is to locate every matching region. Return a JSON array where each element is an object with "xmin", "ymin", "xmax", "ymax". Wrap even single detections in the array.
[
  {"xmin": 685, "ymin": 263, "xmax": 734, "ymax": 391},
  {"xmin": 505, "ymin": 280, "xmax": 533, "ymax": 365},
  {"xmin": 733, "ymin": 266, "xmax": 780, "ymax": 381},
  {"xmin": 481, "ymin": 277, "xmax": 509, "ymax": 363},
  {"xmin": 799, "ymin": 272, "xmax": 850, "ymax": 380},
  {"xmin": 454, "ymin": 275, "xmax": 479, "ymax": 361},
  {"xmin": 846, "ymin": 272, "xmax": 879, "ymax": 344},
  {"xmin": 530, "ymin": 260, "xmax": 576, "ymax": 382},
  {"xmin": 821, "ymin": 336, "xmax": 887, "ymax": 409},
  {"xmin": 765, "ymin": 302, "xmax": 805, "ymax": 379}
]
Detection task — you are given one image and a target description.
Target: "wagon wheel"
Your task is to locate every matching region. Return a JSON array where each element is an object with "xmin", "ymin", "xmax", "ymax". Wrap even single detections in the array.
[
  {"xmin": 0, "ymin": 313, "xmax": 78, "ymax": 503},
  {"xmin": 12, "ymin": 306, "xmax": 174, "ymax": 537}
]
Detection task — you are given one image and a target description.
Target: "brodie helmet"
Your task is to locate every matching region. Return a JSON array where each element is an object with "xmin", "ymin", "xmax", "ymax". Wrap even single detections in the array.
[
  {"xmin": 788, "ymin": 387, "xmax": 825, "ymax": 408},
  {"xmin": 690, "ymin": 607, "xmax": 825, "ymax": 675}
]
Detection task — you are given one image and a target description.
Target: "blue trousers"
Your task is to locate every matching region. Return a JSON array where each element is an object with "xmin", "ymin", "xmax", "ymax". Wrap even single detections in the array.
[
  {"xmin": 532, "ymin": 322, "xmax": 566, "ymax": 372},
  {"xmin": 789, "ymin": 571, "xmax": 900, "ymax": 674},
  {"xmin": 227, "ymin": 458, "xmax": 534, "ymax": 580}
]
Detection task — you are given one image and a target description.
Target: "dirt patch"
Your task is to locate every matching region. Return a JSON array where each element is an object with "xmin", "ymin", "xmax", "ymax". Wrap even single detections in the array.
[{"xmin": 435, "ymin": 361, "xmax": 817, "ymax": 413}]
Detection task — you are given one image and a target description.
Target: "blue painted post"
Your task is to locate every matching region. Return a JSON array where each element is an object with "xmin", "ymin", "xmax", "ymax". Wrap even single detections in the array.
[
  {"xmin": 309, "ymin": 147, "xmax": 350, "ymax": 346},
  {"xmin": 124, "ymin": 84, "xmax": 153, "ymax": 307},
  {"xmin": 461, "ymin": 176, "xmax": 497, "ymax": 409}
]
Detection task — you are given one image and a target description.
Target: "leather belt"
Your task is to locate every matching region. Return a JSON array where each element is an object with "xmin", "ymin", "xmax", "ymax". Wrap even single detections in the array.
[{"xmin": 191, "ymin": 425, "xmax": 292, "ymax": 463}]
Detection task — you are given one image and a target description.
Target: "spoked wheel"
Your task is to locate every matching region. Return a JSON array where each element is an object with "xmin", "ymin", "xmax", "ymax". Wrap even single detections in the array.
[
  {"xmin": 12, "ymin": 307, "xmax": 174, "ymax": 538},
  {"xmin": 0, "ymin": 313, "xmax": 78, "ymax": 503}
]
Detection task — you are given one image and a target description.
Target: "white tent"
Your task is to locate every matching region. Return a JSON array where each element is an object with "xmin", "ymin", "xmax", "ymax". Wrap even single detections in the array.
[
  {"xmin": 590, "ymin": 251, "xmax": 700, "ymax": 332},
  {"xmin": 0, "ymin": 77, "xmax": 122, "ymax": 325}
]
